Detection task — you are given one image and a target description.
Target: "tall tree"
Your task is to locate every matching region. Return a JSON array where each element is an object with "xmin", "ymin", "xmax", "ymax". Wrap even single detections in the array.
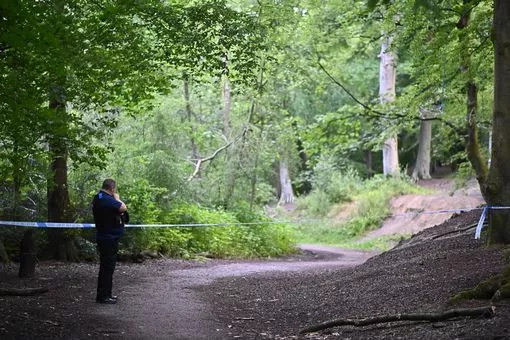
[
  {"xmin": 481, "ymin": 0, "xmax": 510, "ymax": 243},
  {"xmin": 379, "ymin": 36, "xmax": 399, "ymax": 175},
  {"xmin": 412, "ymin": 115, "xmax": 433, "ymax": 180}
]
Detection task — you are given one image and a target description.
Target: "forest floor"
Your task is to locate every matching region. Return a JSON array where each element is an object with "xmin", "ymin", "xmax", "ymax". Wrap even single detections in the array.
[{"xmin": 2, "ymin": 178, "xmax": 510, "ymax": 339}]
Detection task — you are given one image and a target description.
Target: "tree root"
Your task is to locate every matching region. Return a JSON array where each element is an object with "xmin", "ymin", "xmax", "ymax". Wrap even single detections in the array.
[
  {"xmin": 450, "ymin": 264, "xmax": 510, "ymax": 304},
  {"xmin": 299, "ymin": 306, "xmax": 495, "ymax": 334},
  {"xmin": 0, "ymin": 287, "xmax": 49, "ymax": 296}
]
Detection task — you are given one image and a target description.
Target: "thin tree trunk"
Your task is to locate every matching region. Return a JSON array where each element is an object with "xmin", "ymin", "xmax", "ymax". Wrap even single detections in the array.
[
  {"xmin": 278, "ymin": 158, "xmax": 295, "ymax": 205},
  {"xmin": 379, "ymin": 36, "xmax": 399, "ymax": 176},
  {"xmin": 412, "ymin": 118, "xmax": 432, "ymax": 180},
  {"xmin": 466, "ymin": 82, "xmax": 487, "ymax": 186},
  {"xmin": 183, "ymin": 77, "xmax": 199, "ymax": 160},
  {"xmin": 486, "ymin": 0, "xmax": 510, "ymax": 244},
  {"xmin": 222, "ymin": 53, "xmax": 237, "ymax": 209},
  {"xmin": 222, "ymin": 72, "xmax": 232, "ymax": 139},
  {"xmin": 248, "ymin": 100, "xmax": 260, "ymax": 210},
  {"xmin": 364, "ymin": 150, "xmax": 373, "ymax": 177}
]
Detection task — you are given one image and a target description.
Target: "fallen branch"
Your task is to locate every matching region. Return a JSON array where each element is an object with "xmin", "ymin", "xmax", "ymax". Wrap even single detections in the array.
[
  {"xmin": 299, "ymin": 306, "xmax": 495, "ymax": 334},
  {"xmin": 0, "ymin": 287, "xmax": 49, "ymax": 296},
  {"xmin": 431, "ymin": 222, "xmax": 480, "ymax": 240}
]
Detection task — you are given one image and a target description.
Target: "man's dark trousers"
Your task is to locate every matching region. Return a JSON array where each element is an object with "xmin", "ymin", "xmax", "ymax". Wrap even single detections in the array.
[{"xmin": 96, "ymin": 238, "xmax": 119, "ymax": 300}]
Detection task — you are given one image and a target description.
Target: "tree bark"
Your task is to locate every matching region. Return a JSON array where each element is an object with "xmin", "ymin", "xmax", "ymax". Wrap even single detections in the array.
[
  {"xmin": 466, "ymin": 82, "xmax": 488, "ymax": 189},
  {"xmin": 412, "ymin": 118, "xmax": 432, "ymax": 180},
  {"xmin": 221, "ymin": 53, "xmax": 236, "ymax": 209},
  {"xmin": 19, "ymin": 229, "xmax": 36, "ymax": 278},
  {"xmin": 379, "ymin": 36, "xmax": 399, "ymax": 176},
  {"xmin": 222, "ymin": 59, "xmax": 232, "ymax": 140},
  {"xmin": 183, "ymin": 77, "xmax": 199, "ymax": 160},
  {"xmin": 364, "ymin": 150, "xmax": 374, "ymax": 178},
  {"xmin": 46, "ymin": 85, "xmax": 78, "ymax": 261},
  {"xmin": 278, "ymin": 158, "xmax": 295, "ymax": 205},
  {"xmin": 485, "ymin": 0, "xmax": 510, "ymax": 244},
  {"xmin": 0, "ymin": 238, "xmax": 10, "ymax": 264}
]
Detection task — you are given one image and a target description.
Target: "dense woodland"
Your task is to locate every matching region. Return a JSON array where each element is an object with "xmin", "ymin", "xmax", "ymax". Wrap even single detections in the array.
[{"xmin": 1, "ymin": 0, "xmax": 509, "ymax": 264}]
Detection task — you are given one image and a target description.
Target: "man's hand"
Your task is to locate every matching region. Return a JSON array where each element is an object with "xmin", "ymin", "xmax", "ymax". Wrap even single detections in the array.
[{"xmin": 114, "ymin": 193, "xmax": 128, "ymax": 212}]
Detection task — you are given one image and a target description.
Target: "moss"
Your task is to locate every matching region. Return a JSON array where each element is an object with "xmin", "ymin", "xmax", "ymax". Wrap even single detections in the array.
[
  {"xmin": 450, "ymin": 275, "xmax": 502, "ymax": 304},
  {"xmin": 498, "ymin": 281, "xmax": 510, "ymax": 299},
  {"xmin": 450, "ymin": 260, "xmax": 510, "ymax": 304}
]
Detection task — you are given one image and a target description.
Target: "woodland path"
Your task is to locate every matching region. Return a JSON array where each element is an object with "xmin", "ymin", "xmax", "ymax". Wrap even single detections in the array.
[
  {"xmin": 0, "ymin": 245, "xmax": 377, "ymax": 339},
  {"xmin": 90, "ymin": 245, "xmax": 377, "ymax": 339}
]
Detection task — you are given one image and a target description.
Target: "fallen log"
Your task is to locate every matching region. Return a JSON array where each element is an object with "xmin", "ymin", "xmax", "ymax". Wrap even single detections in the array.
[
  {"xmin": 299, "ymin": 306, "xmax": 495, "ymax": 334},
  {"xmin": 0, "ymin": 287, "xmax": 49, "ymax": 296}
]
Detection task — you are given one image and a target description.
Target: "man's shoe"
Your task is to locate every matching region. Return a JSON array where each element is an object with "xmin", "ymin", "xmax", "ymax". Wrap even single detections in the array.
[
  {"xmin": 110, "ymin": 295, "xmax": 118, "ymax": 301},
  {"xmin": 96, "ymin": 297, "xmax": 117, "ymax": 304}
]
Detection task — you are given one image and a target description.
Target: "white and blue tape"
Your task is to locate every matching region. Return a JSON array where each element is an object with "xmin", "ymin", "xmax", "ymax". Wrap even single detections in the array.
[
  {"xmin": 0, "ymin": 221, "xmax": 294, "ymax": 229},
  {"xmin": 1, "ymin": 206, "xmax": 509, "ymax": 239}
]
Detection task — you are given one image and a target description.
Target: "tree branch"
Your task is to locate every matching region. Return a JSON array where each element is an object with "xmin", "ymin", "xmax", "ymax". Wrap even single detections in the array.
[
  {"xmin": 187, "ymin": 127, "xmax": 248, "ymax": 182},
  {"xmin": 299, "ymin": 306, "xmax": 495, "ymax": 334},
  {"xmin": 0, "ymin": 287, "xmax": 49, "ymax": 296},
  {"xmin": 317, "ymin": 59, "xmax": 461, "ymax": 131},
  {"xmin": 316, "ymin": 58, "xmax": 399, "ymax": 119}
]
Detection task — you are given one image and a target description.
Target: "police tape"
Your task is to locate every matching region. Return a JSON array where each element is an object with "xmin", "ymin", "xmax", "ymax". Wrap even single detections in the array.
[
  {"xmin": 0, "ymin": 206, "xmax": 509, "ymax": 240},
  {"xmin": 0, "ymin": 221, "xmax": 297, "ymax": 229}
]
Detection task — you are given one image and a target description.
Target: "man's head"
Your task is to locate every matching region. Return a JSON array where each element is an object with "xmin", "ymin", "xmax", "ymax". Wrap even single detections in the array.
[{"xmin": 101, "ymin": 179, "xmax": 117, "ymax": 194}]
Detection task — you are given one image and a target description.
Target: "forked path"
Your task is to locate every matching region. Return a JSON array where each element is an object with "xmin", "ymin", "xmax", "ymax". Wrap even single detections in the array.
[{"xmin": 92, "ymin": 245, "xmax": 377, "ymax": 339}]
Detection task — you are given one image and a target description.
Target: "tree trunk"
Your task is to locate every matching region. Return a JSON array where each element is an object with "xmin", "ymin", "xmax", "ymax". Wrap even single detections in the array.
[
  {"xmin": 485, "ymin": 0, "xmax": 510, "ymax": 244},
  {"xmin": 278, "ymin": 158, "xmax": 295, "ymax": 205},
  {"xmin": 296, "ymin": 129, "xmax": 312, "ymax": 194},
  {"xmin": 222, "ymin": 53, "xmax": 232, "ymax": 139},
  {"xmin": 412, "ymin": 119, "xmax": 432, "ymax": 180},
  {"xmin": 364, "ymin": 150, "xmax": 374, "ymax": 177},
  {"xmin": 466, "ymin": 82, "xmax": 488, "ymax": 188},
  {"xmin": 19, "ymin": 229, "xmax": 36, "ymax": 278},
  {"xmin": 221, "ymin": 54, "xmax": 237, "ymax": 209},
  {"xmin": 46, "ymin": 85, "xmax": 78, "ymax": 261},
  {"xmin": 183, "ymin": 77, "xmax": 199, "ymax": 160},
  {"xmin": 379, "ymin": 36, "xmax": 399, "ymax": 176},
  {"xmin": 0, "ymin": 238, "xmax": 9, "ymax": 264}
]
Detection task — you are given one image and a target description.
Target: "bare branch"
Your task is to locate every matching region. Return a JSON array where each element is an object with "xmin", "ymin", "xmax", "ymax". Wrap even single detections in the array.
[
  {"xmin": 187, "ymin": 127, "xmax": 248, "ymax": 182},
  {"xmin": 316, "ymin": 58, "xmax": 461, "ymax": 131}
]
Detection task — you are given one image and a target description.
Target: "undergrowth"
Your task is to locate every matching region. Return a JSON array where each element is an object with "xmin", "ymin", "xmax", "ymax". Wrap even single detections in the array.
[
  {"xmin": 294, "ymin": 174, "xmax": 424, "ymax": 247},
  {"xmin": 122, "ymin": 202, "xmax": 296, "ymax": 259}
]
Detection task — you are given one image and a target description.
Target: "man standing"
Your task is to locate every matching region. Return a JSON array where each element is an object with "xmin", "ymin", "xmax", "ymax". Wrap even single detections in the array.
[{"xmin": 92, "ymin": 179, "xmax": 127, "ymax": 304}]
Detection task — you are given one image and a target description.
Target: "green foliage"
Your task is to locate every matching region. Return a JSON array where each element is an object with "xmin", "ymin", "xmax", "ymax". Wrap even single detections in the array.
[
  {"xmin": 0, "ymin": 0, "xmax": 498, "ymax": 262},
  {"xmin": 296, "ymin": 159, "xmax": 364, "ymax": 216},
  {"xmin": 133, "ymin": 203, "xmax": 295, "ymax": 258},
  {"xmin": 295, "ymin": 175, "xmax": 422, "ymax": 244},
  {"xmin": 297, "ymin": 190, "xmax": 332, "ymax": 217}
]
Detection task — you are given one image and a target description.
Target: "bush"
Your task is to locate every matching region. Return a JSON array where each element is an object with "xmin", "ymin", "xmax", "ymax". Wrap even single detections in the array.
[
  {"xmin": 296, "ymin": 190, "xmax": 331, "ymax": 216},
  {"xmin": 134, "ymin": 203, "xmax": 295, "ymax": 258}
]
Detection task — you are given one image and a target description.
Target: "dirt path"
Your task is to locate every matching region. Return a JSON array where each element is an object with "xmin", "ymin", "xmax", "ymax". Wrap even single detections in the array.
[
  {"xmin": 102, "ymin": 245, "xmax": 377, "ymax": 339},
  {"xmin": 0, "ymin": 245, "xmax": 377, "ymax": 339},
  {"xmin": 361, "ymin": 178, "xmax": 484, "ymax": 240}
]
